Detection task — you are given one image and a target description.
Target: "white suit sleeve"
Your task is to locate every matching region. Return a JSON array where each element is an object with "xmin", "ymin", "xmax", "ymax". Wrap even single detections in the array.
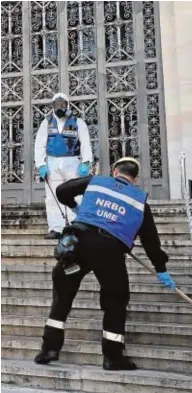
[
  {"xmin": 34, "ymin": 118, "xmax": 48, "ymax": 168},
  {"xmin": 77, "ymin": 118, "xmax": 93, "ymax": 163}
]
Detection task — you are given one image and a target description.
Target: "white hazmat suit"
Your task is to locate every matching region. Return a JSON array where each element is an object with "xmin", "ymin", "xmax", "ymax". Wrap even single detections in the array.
[{"xmin": 34, "ymin": 93, "xmax": 93, "ymax": 235}]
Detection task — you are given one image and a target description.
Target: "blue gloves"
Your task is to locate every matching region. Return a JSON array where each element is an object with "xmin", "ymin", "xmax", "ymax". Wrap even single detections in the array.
[
  {"xmin": 39, "ymin": 165, "xmax": 49, "ymax": 180},
  {"xmin": 78, "ymin": 162, "xmax": 90, "ymax": 177},
  {"xmin": 157, "ymin": 272, "xmax": 176, "ymax": 290}
]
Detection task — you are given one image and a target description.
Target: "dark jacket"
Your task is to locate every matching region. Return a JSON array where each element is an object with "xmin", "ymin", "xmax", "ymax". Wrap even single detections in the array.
[{"xmin": 56, "ymin": 175, "xmax": 168, "ymax": 272}]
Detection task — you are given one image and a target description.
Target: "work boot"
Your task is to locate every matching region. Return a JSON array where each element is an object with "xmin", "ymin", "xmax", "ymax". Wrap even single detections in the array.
[
  {"xmin": 34, "ymin": 349, "xmax": 59, "ymax": 364},
  {"xmin": 44, "ymin": 231, "xmax": 60, "ymax": 240},
  {"xmin": 103, "ymin": 355, "xmax": 137, "ymax": 371}
]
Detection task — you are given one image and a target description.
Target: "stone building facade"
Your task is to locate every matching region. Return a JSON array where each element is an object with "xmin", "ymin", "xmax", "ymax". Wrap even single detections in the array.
[{"xmin": 1, "ymin": 1, "xmax": 192, "ymax": 203}]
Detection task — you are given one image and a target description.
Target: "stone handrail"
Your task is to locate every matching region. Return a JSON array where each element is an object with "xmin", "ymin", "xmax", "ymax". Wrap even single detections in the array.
[{"xmin": 179, "ymin": 151, "xmax": 192, "ymax": 240}]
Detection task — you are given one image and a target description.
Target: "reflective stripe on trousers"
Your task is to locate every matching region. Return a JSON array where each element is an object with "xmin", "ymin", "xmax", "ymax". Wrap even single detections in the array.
[
  {"xmin": 46, "ymin": 318, "xmax": 65, "ymax": 330},
  {"xmin": 103, "ymin": 330, "xmax": 124, "ymax": 344}
]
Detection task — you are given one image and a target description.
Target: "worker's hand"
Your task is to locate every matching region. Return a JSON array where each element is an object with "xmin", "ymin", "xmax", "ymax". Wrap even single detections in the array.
[
  {"xmin": 77, "ymin": 162, "xmax": 91, "ymax": 177},
  {"xmin": 157, "ymin": 272, "xmax": 176, "ymax": 290},
  {"xmin": 39, "ymin": 165, "xmax": 49, "ymax": 181}
]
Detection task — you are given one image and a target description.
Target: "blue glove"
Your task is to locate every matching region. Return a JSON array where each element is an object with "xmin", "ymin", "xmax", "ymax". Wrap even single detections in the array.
[
  {"xmin": 39, "ymin": 165, "xmax": 49, "ymax": 180},
  {"xmin": 157, "ymin": 272, "xmax": 176, "ymax": 290},
  {"xmin": 78, "ymin": 162, "xmax": 90, "ymax": 177}
]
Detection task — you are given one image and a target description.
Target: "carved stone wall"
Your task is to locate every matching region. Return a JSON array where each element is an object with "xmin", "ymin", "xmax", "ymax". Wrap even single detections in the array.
[{"xmin": 159, "ymin": 1, "xmax": 192, "ymax": 198}]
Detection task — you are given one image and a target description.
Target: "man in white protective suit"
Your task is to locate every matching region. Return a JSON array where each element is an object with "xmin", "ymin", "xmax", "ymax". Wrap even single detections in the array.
[{"xmin": 34, "ymin": 92, "xmax": 93, "ymax": 239}]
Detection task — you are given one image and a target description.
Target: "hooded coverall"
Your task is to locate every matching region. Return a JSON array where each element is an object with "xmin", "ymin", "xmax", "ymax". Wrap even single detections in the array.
[{"xmin": 34, "ymin": 111, "xmax": 93, "ymax": 233}]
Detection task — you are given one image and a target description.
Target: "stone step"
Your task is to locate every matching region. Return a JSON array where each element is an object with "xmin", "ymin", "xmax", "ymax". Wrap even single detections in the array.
[
  {"xmin": 1, "ymin": 386, "xmax": 73, "ymax": 393},
  {"xmin": 3, "ymin": 238, "xmax": 192, "ymax": 246},
  {"xmin": 2, "ymin": 233, "xmax": 190, "ymax": 241},
  {"xmin": 1, "ymin": 219, "xmax": 48, "ymax": 229},
  {"xmin": 2, "ymin": 279, "xmax": 192, "ymax": 303},
  {"xmin": 2, "ymin": 262, "xmax": 192, "ymax": 281},
  {"xmin": 2, "ymin": 222, "xmax": 190, "ymax": 234},
  {"xmin": 2, "ymin": 359, "xmax": 192, "ymax": 393},
  {"xmin": 1, "ymin": 227, "xmax": 190, "ymax": 241},
  {"xmin": 2, "ymin": 202, "xmax": 191, "ymax": 393},
  {"xmin": 2, "ymin": 260, "xmax": 192, "ymax": 273},
  {"xmin": 1, "ymin": 210, "xmax": 46, "ymax": 218},
  {"xmin": 2, "ymin": 248, "xmax": 191, "ymax": 259},
  {"xmin": 2, "ymin": 316, "xmax": 192, "ymax": 347},
  {"xmin": 1, "ymin": 290, "xmax": 191, "ymax": 304},
  {"xmin": 2, "ymin": 298, "xmax": 192, "ymax": 323},
  {"xmin": 2, "ymin": 240, "xmax": 192, "ymax": 257},
  {"xmin": 2, "ymin": 273, "xmax": 192, "ymax": 290},
  {"xmin": 2, "ymin": 255, "xmax": 192, "ymax": 266},
  {"xmin": 2, "ymin": 225, "xmax": 190, "ymax": 234},
  {"xmin": 1, "ymin": 204, "xmax": 190, "ymax": 217},
  {"xmin": 2, "ymin": 277, "xmax": 192, "ymax": 293},
  {"xmin": 2, "ymin": 269, "xmax": 192, "ymax": 284},
  {"xmin": 1, "ymin": 215, "xmax": 190, "ymax": 225},
  {"xmin": 2, "ymin": 336, "xmax": 192, "ymax": 374},
  {"xmin": 1, "ymin": 274, "xmax": 192, "ymax": 303},
  {"xmin": 2, "ymin": 200, "xmax": 188, "ymax": 209},
  {"xmin": 2, "ymin": 260, "xmax": 192, "ymax": 272}
]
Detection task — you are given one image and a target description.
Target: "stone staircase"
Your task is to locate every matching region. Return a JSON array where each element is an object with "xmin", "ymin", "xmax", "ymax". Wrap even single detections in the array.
[{"xmin": 1, "ymin": 201, "xmax": 192, "ymax": 393}]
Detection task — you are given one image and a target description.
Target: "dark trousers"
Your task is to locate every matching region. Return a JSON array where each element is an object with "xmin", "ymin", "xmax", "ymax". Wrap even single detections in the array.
[{"xmin": 42, "ymin": 229, "xmax": 130, "ymax": 357}]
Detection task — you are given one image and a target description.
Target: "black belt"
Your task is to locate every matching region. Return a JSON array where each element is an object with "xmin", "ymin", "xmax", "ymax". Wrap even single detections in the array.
[
  {"xmin": 72, "ymin": 222, "xmax": 113, "ymax": 238},
  {"xmin": 72, "ymin": 222, "xmax": 128, "ymax": 252}
]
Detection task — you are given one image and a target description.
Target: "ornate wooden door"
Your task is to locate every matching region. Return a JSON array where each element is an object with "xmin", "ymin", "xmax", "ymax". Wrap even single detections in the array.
[{"xmin": 1, "ymin": 1, "xmax": 169, "ymax": 203}]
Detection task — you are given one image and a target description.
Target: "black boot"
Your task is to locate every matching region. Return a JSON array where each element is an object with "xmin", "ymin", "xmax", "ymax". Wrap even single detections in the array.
[
  {"xmin": 34, "ymin": 349, "xmax": 59, "ymax": 364},
  {"xmin": 103, "ymin": 355, "xmax": 137, "ymax": 371},
  {"xmin": 44, "ymin": 231, "xmax": 61, "ymax": 240}
]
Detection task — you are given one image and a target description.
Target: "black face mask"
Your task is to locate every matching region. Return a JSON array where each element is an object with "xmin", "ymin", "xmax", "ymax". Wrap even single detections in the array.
[{"xmin": 55, "ymin": 108, "xmax": 66, "ymax": 118}]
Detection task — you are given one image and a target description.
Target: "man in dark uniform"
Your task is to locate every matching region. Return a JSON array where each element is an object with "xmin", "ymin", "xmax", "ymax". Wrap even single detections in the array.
[{"xmin": 35, "ymin": 157, "xmax": 176, "ymax": 370}]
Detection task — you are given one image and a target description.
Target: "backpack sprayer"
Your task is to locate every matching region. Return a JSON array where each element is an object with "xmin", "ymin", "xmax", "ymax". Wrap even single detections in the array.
[{"xmin": 45, "ymin": 179, "xmax": 80, "ymax": 275}]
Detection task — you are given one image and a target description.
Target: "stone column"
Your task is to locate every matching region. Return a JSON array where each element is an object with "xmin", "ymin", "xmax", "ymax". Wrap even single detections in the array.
[{"xmin": 159, "ymin": 1, "xmax": 192, "ymax": 198}]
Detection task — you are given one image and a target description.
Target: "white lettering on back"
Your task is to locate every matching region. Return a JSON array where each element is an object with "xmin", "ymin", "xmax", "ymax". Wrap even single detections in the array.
[
  {"xmin": 96, "ymin": 198, "xmax": 105, "ymax": 207},
  {"xmin": 111, "ymin": 203, "xmax": 118, "ymax": 211},
  {"xmin": 119, "ymin": 206, "xmax": 126, "ymax": 215},
  {"xmin": 103, "ymin": 211, "xmax": 112, "ymax": 219},
  {"xmin": 96, "ymin": 209, "xmax": 118, "ymax": 222},
  {"xmin": 96, "ymin": 199, "xmax": 126, "ymax": 215},
  {"xmin": 104, "ymin": 201, "xmax": 112, "ymax": 209},
  {"xmin": 97, "ymin": 209, "xmax": 103, "ymax": 216}
]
